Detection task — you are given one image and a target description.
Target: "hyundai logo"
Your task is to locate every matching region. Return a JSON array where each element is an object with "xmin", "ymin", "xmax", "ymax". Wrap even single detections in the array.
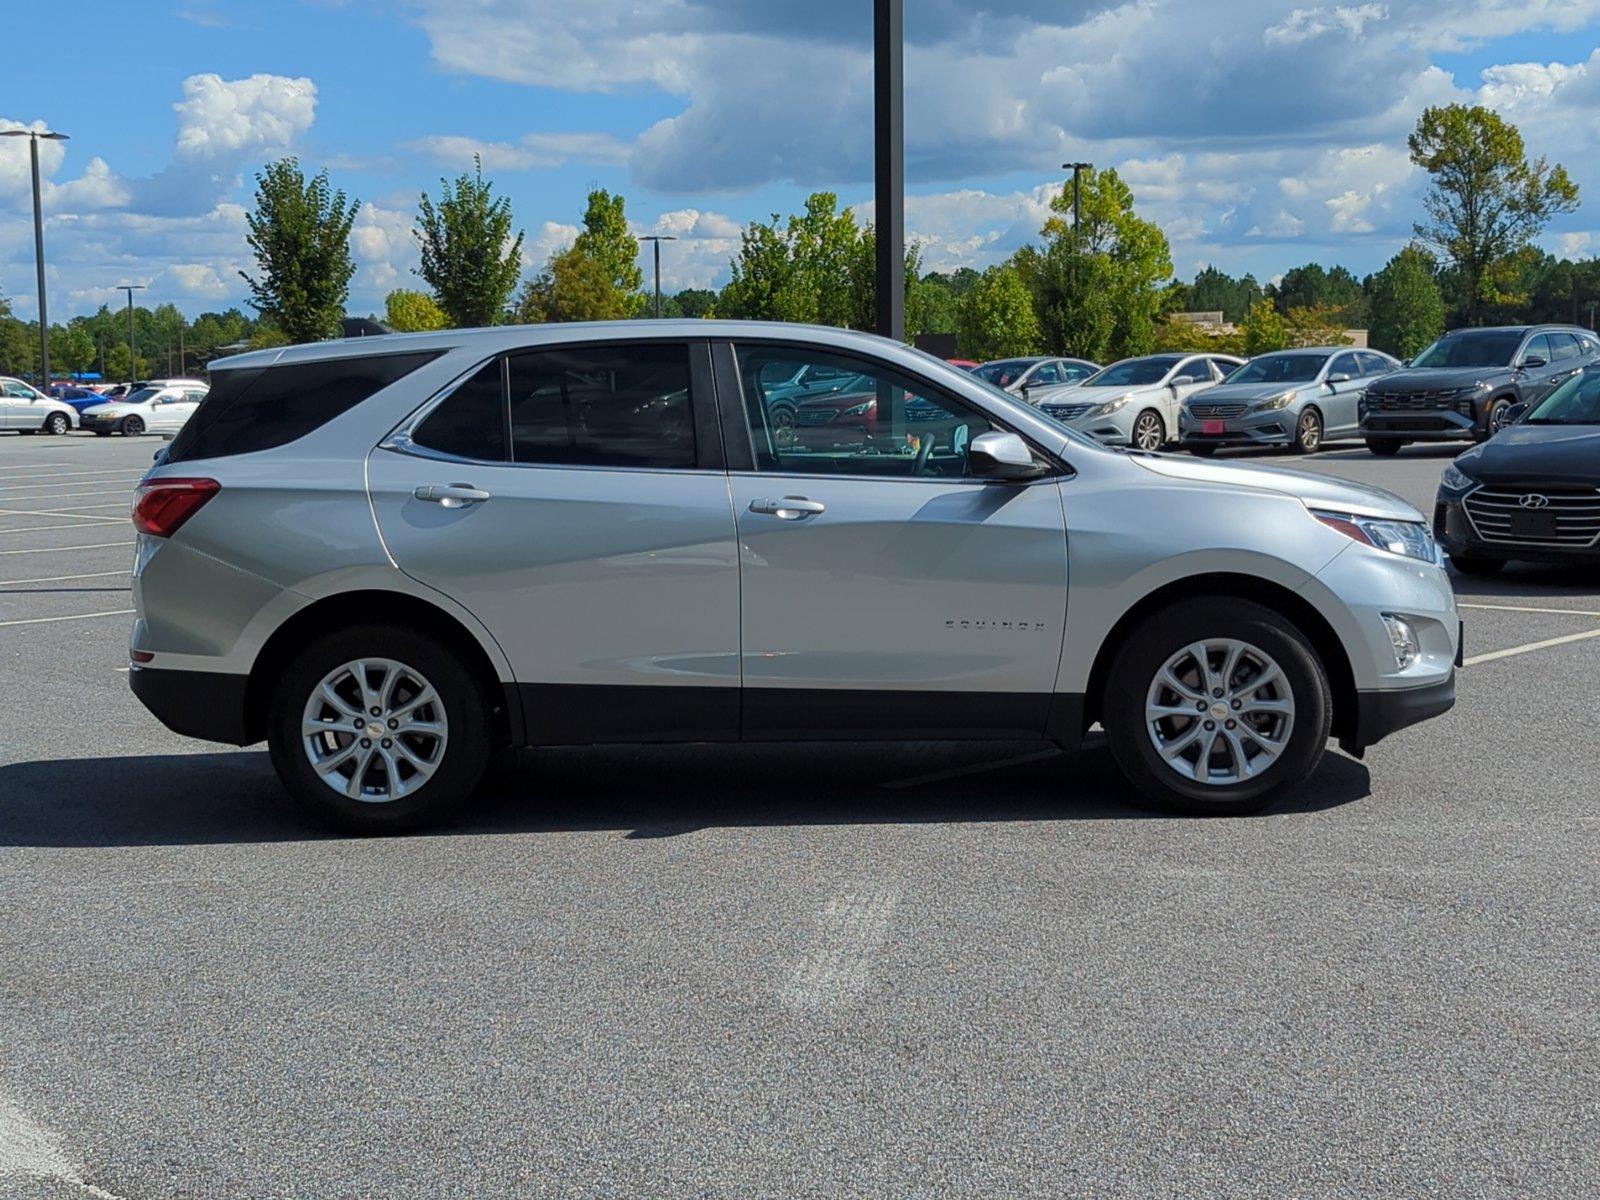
[{"xmin": 1519, "ymin": 493, "xmax": 1551, "ymax": 509}]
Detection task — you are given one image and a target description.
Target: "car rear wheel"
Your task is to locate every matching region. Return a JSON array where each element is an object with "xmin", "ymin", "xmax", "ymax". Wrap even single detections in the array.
[
  {"xmin": 1132, "ymin": 409, "xmax": 1165, "ymax": 451},
  {"xmin": 43, "ymin": 412, "xmax": 70, "ymax": 435},
  {"xmin": 1291, "ymin": 408, "xmax": 1323, "ymax": 454},
  {"xmin": 267, "ymin": 624, "xmax": 493, "ymax": 834},
  {"xmin": 1450, "ymin": 554, "xmax": 1506, "ymax": 577},
  {"xmin": 1103, "ymin": 598, "xmax": 1332, "ymax": 815},
  {"xmin": 1365, "ymin": 438, "xmax": 1402, "ymax": 457},
  {"xmin": 121, "ymin": 415, "xmax": 145, "ymax": 436}
]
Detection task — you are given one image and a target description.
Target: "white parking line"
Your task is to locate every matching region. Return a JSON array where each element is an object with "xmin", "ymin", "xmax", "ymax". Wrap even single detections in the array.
[
  {"xmin": 0, "ymin": 500, "xmax": 130, "ymax": 512},
  {"xmin": 0, "ymin": 509, "xmax": 125, "ymax": 525},
  {"xmin": 0, "ymin": 569, "xmax": 131, "ymax": 586},
  {"xmin": 0, "ymin": 608, "xmax": 135, "ymax": 629},
  {"xmin": 0, "ymin": 1093, "xmax": 123, "ymax": 1199},
  {"xmin": 780, "ymin": 885, "xmax": 900, "ymax": 1015},
  {"xmin": 0, "ymin": 488, "xmax": 137, "ymax": 503},
  {"xmin": 1465, "ymin": 628, "xmax": 1600, "ymax": 666},
  {"xmin": 882, "ymin": 746, "xmax": 1063, "ymax": 790},
  {"xmin": 0, "ymin": 521, "xmax": 129, "ymax": 534},
  {"xmin": 0, "ymin": 540, "xmax": 134, "ymax": 556},
  {"xmin": 0, "ymin": 470, "xmax": 144, "ymax": 489},
  {"xmin": 1460, "ymin": 601, "xmax": 1600, "ymax": 619}
]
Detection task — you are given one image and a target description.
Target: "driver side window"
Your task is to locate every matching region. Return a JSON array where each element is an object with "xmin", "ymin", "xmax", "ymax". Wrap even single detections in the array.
[{"xmin": 735, "ymin": 345, "xmax": 998, "ymax": 479}]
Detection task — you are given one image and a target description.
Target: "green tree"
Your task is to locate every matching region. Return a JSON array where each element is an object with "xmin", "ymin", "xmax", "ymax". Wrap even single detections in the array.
[
  {"xmin": 1242, "ymin": 298, "xmax": 1290, "ymax": 355},
  {"xmin": 384, "ymin": 288, "xmax": 449, "ymax": 332},
  {"xmin": 954, "ymin": 266, "xmax": 1040, "ymax": 360},
  {"xmin": 515, "ymin": 246, "xmax": 629, "ymax": 323},
  {"xmin": 51, "ymin": 324, "xmax": 96, "ymax": 373},
  {"xmin": 1017, "ymin": 168, "xmax": 1173, "ymax": 361},
  {"xmin": 1270, "ymin": 263, "xmax": 1366, "ymax": 325},
  {"xmin": 1185, "ymin": 266, "xmax": 1263, "ymax": 324},
  {"xmin": 104, "ymin": 343, "xmax": 148, "ymax": 381},
  {"xmin": 672, "ymin": 288, "xmax": 717, "ymax": 318},
  {"xmin": 241, "ymin": 157, "xmax": 359, "ymax": 343},
  {"xmin": 415, "ymin": 157, "xmax": 525, "ymax": 328},
  {"xmin": 571, "ymin": 189, "xmax": 644, "ymax": 316},
  {"xmin": 1409, "ymin": 104, "xmax": 1580, "ymax": 325},
  {"xmin": 1366, "ymin": 246, "xmax": 1446, "ymax": 359}
]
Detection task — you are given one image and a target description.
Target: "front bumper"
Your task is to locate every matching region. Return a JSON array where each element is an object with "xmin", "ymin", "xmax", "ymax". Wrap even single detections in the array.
[
  {"xmin": 1361, "ymin": 409, "xmax": 1479, "ymax": 441},
  {"xmin": 1178, "ymin": 412, "xmax": 1296, "ymax": 448},
  {"xmin": 1434, "ymin": 496, "xmax": 1600, "ymax": 564},
  {"xmin": 1347, "ymin": 674, "xmax": 1456, "ymax": 754}
]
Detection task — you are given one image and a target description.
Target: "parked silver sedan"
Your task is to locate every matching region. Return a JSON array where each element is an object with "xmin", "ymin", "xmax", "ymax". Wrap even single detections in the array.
[
  {"xmin": 1179, "ymin": 348, "xmax": 1400, "ymax": 456},
  {"xmin": 1033, "ymin": 353, "xmax": 1244, "ymax": 449},
  {"xmin": 971, "ymin": 356, "xmax": 1100, "ymax": 402}
]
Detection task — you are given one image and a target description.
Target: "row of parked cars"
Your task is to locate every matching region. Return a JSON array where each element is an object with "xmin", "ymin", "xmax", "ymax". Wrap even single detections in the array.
[
  {"xmin": 0, "ymin": 377, "xmax": 209, "ymax": 436},
  {"xmin": 968, "ymin": 323, "xmax": 1600, "ymax": 457}
]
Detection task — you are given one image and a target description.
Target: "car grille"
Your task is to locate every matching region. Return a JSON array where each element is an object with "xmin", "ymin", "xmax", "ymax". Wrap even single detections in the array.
[
  {"xmin": 796, "ymin": 408, "xmax": 837, "ymax": 425},
  {"xmin": 1188, "ymin": 403, "xmax": 1248, "ymax": 419},
  {"xmin": 1042, "ymin": 402, "xmax": 1092, "ymax": 420},
  {"xmin": 1463, "ymin": 486, "xmax": 1600, "ymax": 547}
]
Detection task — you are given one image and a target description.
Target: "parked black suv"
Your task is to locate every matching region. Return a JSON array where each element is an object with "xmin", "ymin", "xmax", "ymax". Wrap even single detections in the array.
[{"xmin": 1360, "ymin": 325, "xmax": 1600, "ymax": 455}]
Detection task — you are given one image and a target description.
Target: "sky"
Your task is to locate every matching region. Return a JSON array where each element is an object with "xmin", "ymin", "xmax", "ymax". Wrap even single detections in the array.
[{"xmin": 3, "ymin": 0, "xmax": 1600, "ymax": 322}]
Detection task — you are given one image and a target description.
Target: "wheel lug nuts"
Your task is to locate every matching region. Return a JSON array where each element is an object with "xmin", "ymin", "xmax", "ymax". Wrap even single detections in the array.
[
  {"xmin": 1196, "ymin": 701, "xmax": 1208, "ymax": 711},
  {"xmin": 381, "ymin": 738, "xmax": 392, "ymax": 748},
  {"xmin": 353, "ymin": 718, "xmax": 364, "ymax": 728},
  {"xmin": 1204, "ymin": 720, "xmax": 1215, "ymax": 731},
  {"xmin": 388, "ymin": 718, "xmax": 399, "ymax": 729},
  {"xmin": 1226, "ymin": 720, "xmax": 1236, "ymax": 730},
  {"xmin": 1211, "ymin": 688, "xmax": 1224, "ymax": 698},
  {"xmin": 369, "ymin": 707, "xmax": 381, "ymax": 716},
  {"xmin": 1231, "ymin": 699, "xmax": 1242, "ymax": 710},
  {"xmin": 360, "ymin": 738, "xmax": 371, "ymax": 748}
]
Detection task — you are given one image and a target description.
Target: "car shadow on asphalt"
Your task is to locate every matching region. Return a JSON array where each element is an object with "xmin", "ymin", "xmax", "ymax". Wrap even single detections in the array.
[{"xmin": 0, "ymin": 742, "xmax": 1373, "ymax": 848}]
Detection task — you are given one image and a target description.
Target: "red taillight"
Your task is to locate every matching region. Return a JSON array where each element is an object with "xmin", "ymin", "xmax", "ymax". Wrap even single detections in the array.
[{"xmin": 132, "ymin": 477, "xmax": 220, "ymax": 537}]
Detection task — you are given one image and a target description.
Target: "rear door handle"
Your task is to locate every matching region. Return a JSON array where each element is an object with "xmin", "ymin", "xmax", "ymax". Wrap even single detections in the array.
[
  {"xmin": 414, "ymin": 483, "xmax": 491, "ymax": 509},
  {"xmin": 749, "ymin": 495, "xmax": 826, "ymax": 520}
]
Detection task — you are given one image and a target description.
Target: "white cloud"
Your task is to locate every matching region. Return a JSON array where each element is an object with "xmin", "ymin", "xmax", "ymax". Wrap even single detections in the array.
[
  {"xmin": 173, "ymin": 73, "xmax": 317, "ymax": 160},
  {"xmin": 406, "ymin": 132, "xmax": 631, "ymax": 171},
  {"xmin": 1265, "ymin": 4, "xmax": 1389, "ymax": 44}
]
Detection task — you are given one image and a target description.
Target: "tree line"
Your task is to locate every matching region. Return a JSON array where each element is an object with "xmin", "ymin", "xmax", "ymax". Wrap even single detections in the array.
[{"xmin": 0, "ymin": 101, "xmax": 1584, "ymax": 381}]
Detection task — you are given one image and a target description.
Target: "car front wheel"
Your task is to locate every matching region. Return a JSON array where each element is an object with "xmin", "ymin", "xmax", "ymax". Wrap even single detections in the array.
[
  {"xmin": 1103, "ymin": 599, "xmax": 1332, "ymax": 815},
  {"xmin": 267, "ymin": 624, "xmax": 494, "ymax": 833},
  {"xmin": 1132, "ymin": 409, "xmax": 1165, "ymax": 451},
  {"xmin": 1291, "ymin": 408, "xmax": 1323, "ymax": 454},
  {"xmin": 1365, "ymin": 438, "xmax": 1402, "ymax": 457},
  {"xmin": 122, "ymin": 415, "xmax": 145, "ymax": 436},
  {"xmin": 44, "ymin": 412, "xmax": 70, "ymax": 435},
  {"xmin": 1480, "ymin": 399, "xmax": 1512, "ymax": 441}
]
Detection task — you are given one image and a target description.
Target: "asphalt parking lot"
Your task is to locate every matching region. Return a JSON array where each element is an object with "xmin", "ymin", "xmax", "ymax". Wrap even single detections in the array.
[{"xmin": 1, "ymin": 431, "xmax": 1596, "ymax": 1198}]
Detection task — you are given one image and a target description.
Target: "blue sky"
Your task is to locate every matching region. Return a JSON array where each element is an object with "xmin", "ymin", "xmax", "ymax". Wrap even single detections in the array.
[{"xmin": 3, "ymin": 0, "xmax": 1599, "ymax": 321}]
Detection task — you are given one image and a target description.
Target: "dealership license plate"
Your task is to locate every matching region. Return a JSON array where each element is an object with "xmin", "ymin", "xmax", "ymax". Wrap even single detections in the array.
[
  {"xmin": 1202, "ymin": 420, "xmax": 1225, "ymax": 435},
  {"xmin": 1509, "ymin": 510, "xmax": 1561, "ymax": 539}
]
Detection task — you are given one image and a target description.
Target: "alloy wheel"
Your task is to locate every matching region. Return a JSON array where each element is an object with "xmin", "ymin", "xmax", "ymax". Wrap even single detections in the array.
[
  {"xmin": 1297, "ymin": 411, "xmax": 1321, "ymax": 452},
  {"xmin": 1133, "ymin": 411, "xmax": 1164, "ymax": 451},
  {"xmin": 1144, "ymin": 639, "xmax": 1296, "ymax": 786},
  {"xmin": 301, "ymin": 658, "xmax": 449, "ymax": 803}
]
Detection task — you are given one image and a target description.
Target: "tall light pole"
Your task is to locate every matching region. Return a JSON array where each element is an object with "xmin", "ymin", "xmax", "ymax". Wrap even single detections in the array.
[
  {"xmin": 874, "ymin": 0, "xmax": 904, "ymax": 341},
  {"xmin": 637, "ymin": 235, "xmax": 677, "ymax": 318},
  {"xmin": 1, "ymin": 127, "xmax": 69, "ymax": 390},
  {"xmin": 116, "ymin": 284, "xmax": 146, "ymax": 387},
  {"xmin": 1062, "ymin": 161, "xmax": 1093, "ymax": 236}
]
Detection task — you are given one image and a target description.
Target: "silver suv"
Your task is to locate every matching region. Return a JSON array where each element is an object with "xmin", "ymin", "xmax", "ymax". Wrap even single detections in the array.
[{"xmin": 129, "ymin": 322, "xmax": 1460, "ymax": 832}]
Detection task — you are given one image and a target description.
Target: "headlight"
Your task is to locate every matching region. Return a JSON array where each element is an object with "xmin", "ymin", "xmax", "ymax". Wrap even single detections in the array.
[
  {"xmin": 1440, "ymin": 463, "xmax": 1476, "ymax": 492},
  {"xmin": 1254, "ymin": 390, "xmax": 1297, "ymax": 411},
  {"xmin": 1441, "ymin": 382, "xmax": 1490, "ymax": 398},
  {"xmin": 1311, "ymin": 509, "xmax": 1439, "ymax": 563},
  {"xmin": 1381, "ymin": 614, "xmax": 1421, "ymax": 670},
  {"xmin": 840, "ymin": 400, "xmax": 876, "ymax": 416},
  {"xmin": 1091, "ymin": 395, "xmax": 1131, "ymax": 418}
]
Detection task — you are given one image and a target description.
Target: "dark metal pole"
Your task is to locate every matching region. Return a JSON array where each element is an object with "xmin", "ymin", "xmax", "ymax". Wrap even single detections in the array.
[
  {"xmin": 654, "ymin": 238, "xmax": 662, "ymax": 319},
  {"xmin": 874, "ymin": 0, "xmax": 904, "ymax": 341},
  {"xmin": 29, "ymin": 136, "xmax": 49, "ymax": 391}
]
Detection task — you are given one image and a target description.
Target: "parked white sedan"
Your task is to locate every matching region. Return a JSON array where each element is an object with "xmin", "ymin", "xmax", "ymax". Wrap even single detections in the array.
[
  {"xmin": 80, "ymin": 379, "xmax": 208, "ymax": 437},
  {"xmin": 1033, "ymin": 354, "xmax": 1245, "ymax": 449},
  {"xmin": 0, "ymin": 376, "xmax": 78, "ymax": 434}
]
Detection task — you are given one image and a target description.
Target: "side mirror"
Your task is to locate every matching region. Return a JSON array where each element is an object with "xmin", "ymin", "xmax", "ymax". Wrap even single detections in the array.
[
  {"xmin": 1326, "ymin": 372, "xmax": 1352, "ymax": 385},
  {"xmin": 969, "ymin": 431, "xmax": 1045, "ymax": 480},
  {"xmin": 1518, "ymin": 356, "xmax": 1546, "ymax": 370},
  {"xmin": 1503, "ymin": 401, "xmax": 1530, "ymax": 424}
]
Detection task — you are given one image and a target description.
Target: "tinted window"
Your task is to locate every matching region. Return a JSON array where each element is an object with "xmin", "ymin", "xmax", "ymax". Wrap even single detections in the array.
[
  {"xmin": 1528, "ymin": 369, "xmax": 1600, "ymax": 424},
  {"xmin": 1223, "ymin": 353, "xmax": 1327, "ymax": 384},
  {"xmin": 1031, "ymin": 362, "xmax": 1063, "ymax": 385},
  {"xmin": 1521, "ymin": 334, "xmax": 1553, "ymax": 365},
  {"xmin": 1062, "ymin": 362, "xmax": 1096, "ymax": 381},
  {"xmin": 507, "ymin": 343, "xmax": 695, "ymax": 469},
  {"xmin": 736, "ymin": 344, "xmax": 999, "ymax": 479},
  {"xmin": 411, "ymin": 359, "xmax": 507, "ymax": 461},
  {"xmin": 1328, "ymin": 353, "xmax": 1360, "ymax": 379},
  {"xmin": 1411, "ymin": 330, "xmax": 1525, "ymax": 368},
  {"xmin": 1550, "ymin": 332, "xmax": 1581, "ymax": 361},
  {"xmin": 166, "ymin": 351, "xmax": 441, "ymax": 464},
  {"xmin": 1357, "ymin": 352, "xmax": 1393, "ymax": 376},
  {"xmin": 1084, "ymin": 357, "xmax": 1183, "ymax": 387}
]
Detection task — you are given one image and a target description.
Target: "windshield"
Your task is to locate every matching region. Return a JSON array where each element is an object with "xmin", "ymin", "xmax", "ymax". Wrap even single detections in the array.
[
  {"xmin": 972, "ymin": 359, "xmax": 1034, "ymax": 386},
  {"xmin": 122, "ymin": 387, "xmax": 163, "ymax": 405},
  {"xmin": 1083, "ymin": 357, "xmax": 1181, "ymax": 388},
  {"xmin": 1411, "ymin": 331, "xmax": 1525, "ymax": 369},
  {"xmin": 1526, "ymin": 369, "xmax": 1600, "ymax": 425},
  {"xmin": 1223, "ymin": 353, "xmax": 1328, "ymax": 385}
]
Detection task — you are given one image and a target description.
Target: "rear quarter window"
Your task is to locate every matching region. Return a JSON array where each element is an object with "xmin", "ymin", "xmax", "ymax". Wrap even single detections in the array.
[{"xmin": 164, "ymin": 351, "xmax": 441, "ymax": 463}]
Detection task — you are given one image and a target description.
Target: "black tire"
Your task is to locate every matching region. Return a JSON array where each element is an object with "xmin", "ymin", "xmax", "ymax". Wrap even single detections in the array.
[
  {"xmin": 121, "ymin": 415, "xmax": 145, "ymax": 436},
  {"xmin": 1187, "ymin": 443, "xmax": 1219, "ymax": 457},
  {"xmin": 43, "ymin": 412, "xmax": 70, "ymax": 436},
  {"xmin": 1365, "ymin": 437, "xmax": 1402, "ymax": 457},
  {"xmin": 1102, "ymin": 598, "xmax": 1333, "ymax": 816},
  {"xmin": 1291, "ymin": 407, "xmax": 1323, "ymax": 454},
  {"xmin": 1451, "ymin": 554, "xmax": 1506, "ymax": 577},
  {"xmin": 267, "ymin": 623, "xmax": 494, "ymax": 834},
  {"xmin": 1479, "ymin": 397, "xmax": 1511, "ymax": 441},
  {"xmin": 1132, "ymin": 409, "xmax": 1165, "ymax": 451}
]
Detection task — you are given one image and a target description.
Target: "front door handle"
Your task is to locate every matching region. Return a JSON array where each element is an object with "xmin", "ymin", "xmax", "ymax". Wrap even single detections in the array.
[
  {"xmin": 414, "ymin": 483, "xmax": 491, "ymax": 509},
  {"xmin": 749, "ymin": 495, "xmax": 826, "ymax": 520}
]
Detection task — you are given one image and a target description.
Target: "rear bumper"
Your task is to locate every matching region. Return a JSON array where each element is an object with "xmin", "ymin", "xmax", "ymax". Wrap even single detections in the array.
[
  {"xmin": 129, "ymin": 665, "xmax": 255, "ymax": 745},
  {"xmin": 1346, "ymin": 674, "xmax": 1456, "ymax": 754}
]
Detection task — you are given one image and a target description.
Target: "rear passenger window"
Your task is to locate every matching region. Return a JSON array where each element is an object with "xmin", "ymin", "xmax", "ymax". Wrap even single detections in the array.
[
  {"xmin": 1550, "ymin": 333, "xmax": 1581, "ymax": 361},
  {"xmin": 411, "ymin": 359, "xmax": 507, "ymax": 461},
  {"xmin": 165, "ymin": 351, "xmax": 441, "ymax": 463},
  {"xmin": 506, "ymin": 344, "xmax": 695, "ymax": 469}
]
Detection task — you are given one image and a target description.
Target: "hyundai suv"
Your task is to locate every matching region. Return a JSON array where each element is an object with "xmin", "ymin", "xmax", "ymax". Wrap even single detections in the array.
[
  {"xmin": 128, "ymin": 322, "xmax": 1459, "ymax": 832},
  {"xmin": 1360, "ymin": 325, "xmax": 1600, "ymax": 455}
]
